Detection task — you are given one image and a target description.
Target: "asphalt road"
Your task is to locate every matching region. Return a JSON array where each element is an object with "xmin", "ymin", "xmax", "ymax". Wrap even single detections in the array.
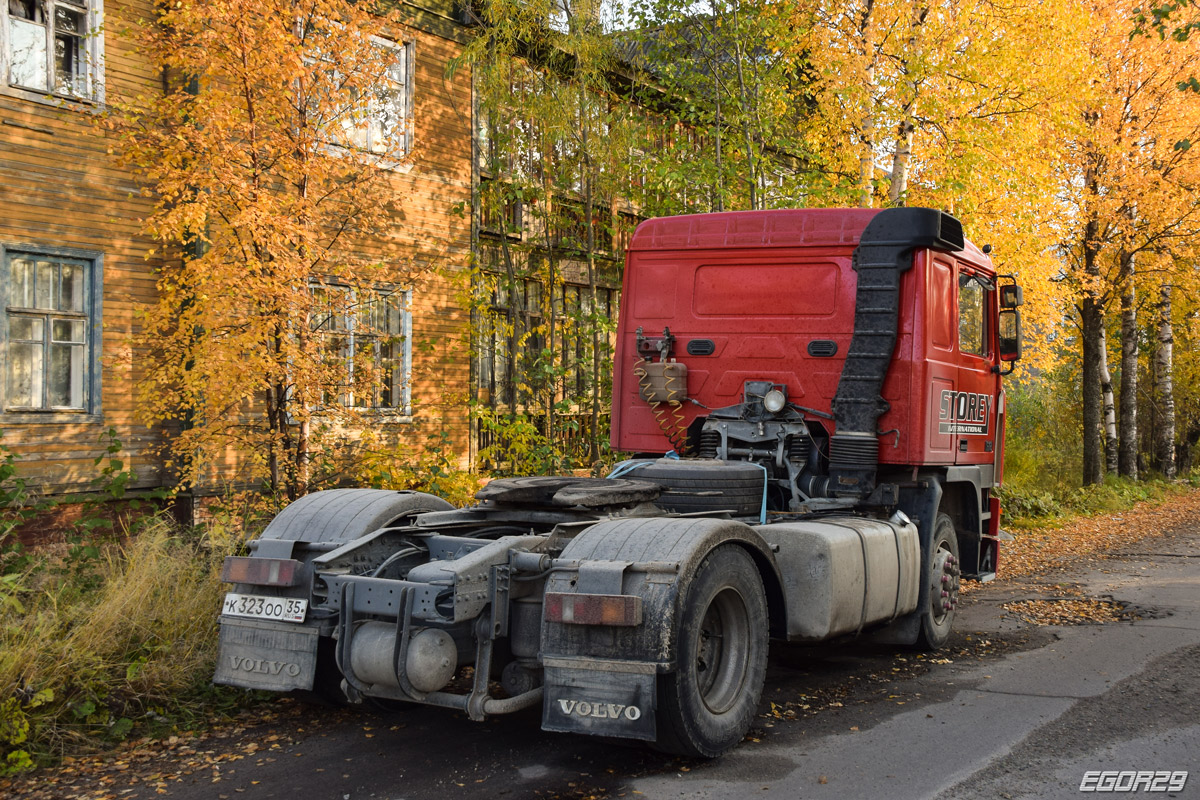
[{"xmin": 143, "ymin": 524, "xmax": 1200, "ymax": 800}]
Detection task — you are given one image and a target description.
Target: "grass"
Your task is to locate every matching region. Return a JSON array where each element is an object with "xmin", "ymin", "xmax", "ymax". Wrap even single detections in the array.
[
  {"xmin": 0, "ymin": 519, "xmax": 252, "ymax": 774},
  {"xmin": 997, "ymin": 471, "xmax": 1200, "ymax": 530}
]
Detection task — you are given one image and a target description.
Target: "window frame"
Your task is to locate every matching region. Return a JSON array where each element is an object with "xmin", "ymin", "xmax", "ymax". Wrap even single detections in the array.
[
  {"xmin": 309, "ymin": 281, "xmax": 413, "ymax": 418},
  {"xmin": 1, "ymin": 242, "xmax": 103, "ymax": 423},
  {"xmin": 320, "ymin": 35, "xmax": 414, "ymax": 170},
  {"xmin": 1, "ymin": 0, "xmax": 105, "ymax": 105},
  {"xmin": 957, "ymin": 269, "xmax": 991, "ymax": 359}
]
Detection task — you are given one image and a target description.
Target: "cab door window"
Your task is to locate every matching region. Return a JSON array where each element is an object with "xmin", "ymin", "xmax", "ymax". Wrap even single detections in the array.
[{"xmin": 958, "ymin": 272, "xmax": 988, "ymax": 357}]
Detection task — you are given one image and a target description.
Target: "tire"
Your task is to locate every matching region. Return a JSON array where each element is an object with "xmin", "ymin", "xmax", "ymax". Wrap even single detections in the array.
[
  {"xmin": 916, "ymin": 513, "xmax": 961, "ymax": 650},
  {"xmin": 261, "ymin": 489, "xmax": 454, "ymax": 544},
  {"xmin": 655, "ymin": 545, "xmax": 769, "ymax": 757},
  {"xmin": 633, "ymin": 460, "xmax": 765, "ymax": 517},
  {"xmin": 299, "ymin": 637, "xmax": 350, "ymax": 707}
]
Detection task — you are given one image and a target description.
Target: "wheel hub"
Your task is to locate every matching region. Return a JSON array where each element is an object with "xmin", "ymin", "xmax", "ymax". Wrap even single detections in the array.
[
  {"xmin": 930, "ymin": 549, "xmax": 961, "ymax": 623},
  {"xmin": 694, "ymin": 588, "xmax": 749, "ymax": 715}
]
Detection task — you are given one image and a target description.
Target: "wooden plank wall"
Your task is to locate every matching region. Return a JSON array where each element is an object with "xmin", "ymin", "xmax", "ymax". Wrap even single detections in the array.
[
  {"xmin": 0, "ymin": 2, "xmax": 474, "ymax": 496},
  {"xmin": 0, "ymin": 0, "xmax": 165, "ymax": 493}
]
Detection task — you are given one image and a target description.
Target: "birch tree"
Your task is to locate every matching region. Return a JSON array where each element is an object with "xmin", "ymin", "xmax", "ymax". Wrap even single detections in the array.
[{"xmin": 1063, "ymin": 0, "xmax": 1200, "ymax": 484}]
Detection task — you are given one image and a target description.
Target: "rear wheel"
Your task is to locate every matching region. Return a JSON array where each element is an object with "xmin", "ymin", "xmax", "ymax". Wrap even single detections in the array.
[
  {"xmin": 916, "ymin": 513, "xmax": 961, "ymax": 650},
  {"xmin": 655, "ymin": 545, "xmax": 768, "ymax": 757}
]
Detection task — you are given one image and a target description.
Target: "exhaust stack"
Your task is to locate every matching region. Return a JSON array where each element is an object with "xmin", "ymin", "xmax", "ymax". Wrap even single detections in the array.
[{"xmin": 828, "ymin": 208, "xmax": 965, "ymax": 498}]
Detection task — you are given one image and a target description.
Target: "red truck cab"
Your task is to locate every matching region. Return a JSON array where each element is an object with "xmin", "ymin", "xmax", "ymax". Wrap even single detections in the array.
[{"xmin": 612, "ymin": 207, "xmax": 1021, "ymax": 579}]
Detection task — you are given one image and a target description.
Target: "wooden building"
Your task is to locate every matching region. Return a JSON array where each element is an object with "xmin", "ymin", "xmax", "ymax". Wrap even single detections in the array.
[{"xmin": 0, "ymin": 0, "xmax": 476, "ymax": 498}]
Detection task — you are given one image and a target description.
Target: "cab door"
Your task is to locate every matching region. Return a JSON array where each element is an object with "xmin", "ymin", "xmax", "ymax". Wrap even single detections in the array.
[
  {"xmin": 925, "ymin": 255, "xmax": 958, "ymax": 462},
  {"xmin": 954, "ymin": 266, "xmax": 1000, "ymax": 465}
]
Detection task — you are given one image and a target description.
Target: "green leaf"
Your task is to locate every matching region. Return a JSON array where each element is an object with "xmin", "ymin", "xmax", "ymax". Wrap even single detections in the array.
[{"xmin": 108, "ymin": 717, "xmax": 134, "ymax": 740}]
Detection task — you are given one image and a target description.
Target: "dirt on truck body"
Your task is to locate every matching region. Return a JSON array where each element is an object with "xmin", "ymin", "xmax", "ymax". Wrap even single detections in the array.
[{"xmin": 215, "ymin": 207, "xmax": 1024, "ymax": 757}]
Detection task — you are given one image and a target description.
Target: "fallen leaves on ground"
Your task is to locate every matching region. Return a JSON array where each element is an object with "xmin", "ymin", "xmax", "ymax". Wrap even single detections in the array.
[
  {"xmin": 0, "ymin": 701, "xmax": 331, "ymax": 800},
  {"xmin": 965, "ymin": 486, "xmax": 1200, "ymax": 592},
  {"xmin": 1001, "ymin": 596, "xmax": 1137, "ymax": 626}
]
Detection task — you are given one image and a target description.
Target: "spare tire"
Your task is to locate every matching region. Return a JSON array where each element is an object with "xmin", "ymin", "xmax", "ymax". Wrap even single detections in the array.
[{"xmin": 630, "ymin": 459, "xmax": 764, "ymax": 517}]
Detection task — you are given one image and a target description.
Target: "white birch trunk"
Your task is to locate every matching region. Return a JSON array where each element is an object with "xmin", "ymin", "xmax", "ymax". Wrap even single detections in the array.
[
  {"xmin": 1155, "ymin": 283, "xmax": 1175, "ymax": 478},
  {"xmin": 856, "ymin": 0, "xmax": 877, "ymax": 208},
  {"xmin": 1099, "ymin": 326, "xmax": 1118, "ymax": 474},
  {"xmin": 1118, "ymin": 261, "xmax": 1137, "ymax": 479}
]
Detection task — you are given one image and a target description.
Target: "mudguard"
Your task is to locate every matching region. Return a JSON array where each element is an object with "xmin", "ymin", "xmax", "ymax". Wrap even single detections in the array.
[
  {"xmin": 539, "ymin": 517, "xmax": 782, "ymax": 739},
  {"xmin": 214, "ymin": 617, "xmax": 319, "ymax": 692},
  {"xmin": 870, "ymin": 476, "xmax": 944, "ymax": 645}
]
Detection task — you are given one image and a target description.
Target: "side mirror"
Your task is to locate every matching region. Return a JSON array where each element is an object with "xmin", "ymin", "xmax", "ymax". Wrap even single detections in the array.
[
  {"xmin": 1000, "ymin": 284, "xmax": 1023, "ymax": 309},
  {"xmin": 998, "ymin": 307, "xmax": 1022, "ymax": 365}
]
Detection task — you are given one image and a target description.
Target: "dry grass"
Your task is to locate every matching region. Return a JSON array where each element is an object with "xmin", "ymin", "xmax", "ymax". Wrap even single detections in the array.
[{"xmin": 0, "ymin": 519, "xmax": 232, "ymax": 767}]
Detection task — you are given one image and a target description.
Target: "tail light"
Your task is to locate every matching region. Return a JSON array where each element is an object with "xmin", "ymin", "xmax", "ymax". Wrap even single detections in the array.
[
  {"xmin": 221, "ymin": 556, "xmax": 302, "ymax": 587},
  {"xmin": 544, "ymin": 593, "xmax": 642, "ymax": 626}
]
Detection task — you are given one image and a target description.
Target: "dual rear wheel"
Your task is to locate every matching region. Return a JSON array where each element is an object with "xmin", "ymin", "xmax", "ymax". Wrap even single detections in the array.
[
  {"xmin": 656, "ymin": 512, "xmax": 961, "ymax": 755},
  {"xmin": 656, "ymin": 545, "xmax": 769, "ymax": 758}
]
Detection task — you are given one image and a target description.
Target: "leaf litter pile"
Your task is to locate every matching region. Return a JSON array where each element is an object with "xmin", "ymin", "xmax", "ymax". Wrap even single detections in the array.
[
  {"xmin": 4, "ymin": 488, "xmax": 1200, "ymax": 799},
  {"xmin": 1002, "ymin": 593, "xmax": 1137, "ymax": 626},
  {"xmin": 976, "ymin": 487, "xmax": 1200, "ymax": 625}
]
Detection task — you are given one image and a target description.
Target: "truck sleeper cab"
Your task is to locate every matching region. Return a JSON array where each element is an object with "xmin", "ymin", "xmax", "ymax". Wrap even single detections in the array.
[{"xmin": 214, "ymin": 207, "xmax": 1021, "ymax": 758}]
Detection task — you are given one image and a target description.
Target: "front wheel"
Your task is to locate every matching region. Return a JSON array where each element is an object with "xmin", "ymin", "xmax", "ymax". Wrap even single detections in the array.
[
  {"xmin": 916, "ymin": 513, "xmax": 961, "ymax": 650},
  {"xmin": 655, "ymin": 545, "xmax": 768, "ymax": 757}
]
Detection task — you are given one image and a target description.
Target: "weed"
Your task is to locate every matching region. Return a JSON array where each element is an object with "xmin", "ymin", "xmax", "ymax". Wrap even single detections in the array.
[{"xmin": 0, "ymin": 433, "xmax": 256, "ymax": 775}]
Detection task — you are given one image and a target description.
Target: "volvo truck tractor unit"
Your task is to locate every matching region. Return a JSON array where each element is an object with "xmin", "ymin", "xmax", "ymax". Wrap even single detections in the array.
[{"xmin": 215, "ymin": 207, "xmax": 1023, "ymax": 757}]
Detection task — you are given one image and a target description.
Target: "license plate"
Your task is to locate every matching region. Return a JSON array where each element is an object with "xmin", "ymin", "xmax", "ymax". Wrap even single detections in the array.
[{"xmin": 222, "ymin": 592, "xmax": 307, "ymax": 623}]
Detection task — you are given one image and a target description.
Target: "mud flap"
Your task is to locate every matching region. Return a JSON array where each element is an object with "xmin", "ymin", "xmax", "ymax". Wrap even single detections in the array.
[
  {"xmin": 541, "ymin": 660, "xmax": 657, "ymax": 741},
  {"xmin": 214, "ymin": 617, "xmax": 319, "ymax": 692}
]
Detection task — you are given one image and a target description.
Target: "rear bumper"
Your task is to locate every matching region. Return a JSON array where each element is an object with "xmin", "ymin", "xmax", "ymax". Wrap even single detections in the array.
[{"xmin": 214, "ymin": 616, "xmax": 320, "ymax": 692}]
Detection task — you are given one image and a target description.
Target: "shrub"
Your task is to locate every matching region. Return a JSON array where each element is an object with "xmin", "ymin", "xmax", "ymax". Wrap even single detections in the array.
[{"xmin": 354, "ymin": 430, "xmax": 484, "ymax": 507}]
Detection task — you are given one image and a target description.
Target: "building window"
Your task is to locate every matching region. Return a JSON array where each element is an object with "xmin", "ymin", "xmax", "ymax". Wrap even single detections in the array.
[
  {"xmin": 327, "ymin": 38, "xmax": 413, "ymax": 159},
  {"xmin": 3, "ymin": 246, "xmax": 101, "ymax": 416},
  {"xmin": 310, "ymin": 284, "xmax": 411, "ymax": 414},
  {"xmin": 4, "ymin": 0, "xmax": 103, "ymax": 101},
  {"xmin": 554, "ymin": 200, "xmax": 607, "ymax": 252},
  {"xmin": 475, "ymin": 271, "xmax": 619, "ymax": 410},
  {"xmin": 478, "ymin": 178, "xmax": 522, "ymax": 239}
]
